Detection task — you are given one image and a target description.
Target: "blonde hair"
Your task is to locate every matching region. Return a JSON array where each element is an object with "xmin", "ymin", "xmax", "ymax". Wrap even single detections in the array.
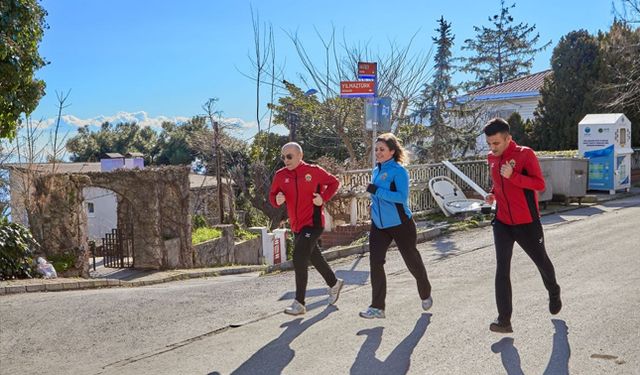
[{"xmin": 376, "ymin": 133, "xmax": 409, "ymax": 165}]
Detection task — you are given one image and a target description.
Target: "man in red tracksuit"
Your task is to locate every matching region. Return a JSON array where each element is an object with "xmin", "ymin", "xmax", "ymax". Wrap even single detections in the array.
[
  {"xmin": 483, "ymin": 118, "xmax": 562, "ymax": 333},
  {"xmin": 269, "ymin": 142, "xmax": 344, "ymax": 316}
]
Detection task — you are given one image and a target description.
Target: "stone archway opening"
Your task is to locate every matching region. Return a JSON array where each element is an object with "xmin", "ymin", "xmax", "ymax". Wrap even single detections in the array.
[
  {"xmin": 28, "ymin": 166, "xmax": 193, "ymax": 276},
  {"xmin": 83, "ymin": 185, "xmax": 135, "ymax": 268}
]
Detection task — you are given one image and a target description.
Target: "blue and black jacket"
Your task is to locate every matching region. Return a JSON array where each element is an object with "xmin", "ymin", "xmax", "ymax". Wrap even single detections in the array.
[{"xmin": 369, "ymin": 158, "xmax": 412, "ymax": 229}]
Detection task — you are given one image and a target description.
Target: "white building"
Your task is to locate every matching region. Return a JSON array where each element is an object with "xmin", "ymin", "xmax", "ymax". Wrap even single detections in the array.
[{"xmin": 464, "ymin": 70, "xmax": 551, "ymax": 153}]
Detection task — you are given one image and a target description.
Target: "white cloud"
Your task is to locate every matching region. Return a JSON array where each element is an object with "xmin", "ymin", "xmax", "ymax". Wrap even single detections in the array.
[
  {"xmin": 36, "ymin": 111, "xmax": 267, "ymax": 132},
  {"xmin": 58, "ymin": 111, "xmax": 192, "ymax": 129},
  {"xmin": 16, "ymin": 111, "xmax": 283, "ymax": 151},
  {"xmin": 224, "ymin": 117, "xmax": 258, "ymax": 129}
]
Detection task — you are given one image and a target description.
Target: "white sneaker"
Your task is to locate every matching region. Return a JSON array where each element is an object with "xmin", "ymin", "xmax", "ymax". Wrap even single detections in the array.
[
  {"xmin": 284, "ymin": 300, "xmax": 306, "ymax": 316},
  {"xmin": 328, "ymin": 279, "xmax": 344, "ymax": 305},
  {"xmin": 422, "ymin": 296, "xmax": 433, "ymax": 311},
  {"xmin": 359, "ymin": 307, "xmax": 385, "ymax": 319}
]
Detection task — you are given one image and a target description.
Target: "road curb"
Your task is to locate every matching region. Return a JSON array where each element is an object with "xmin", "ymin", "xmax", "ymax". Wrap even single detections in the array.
[{"xmin": 0, "ymin": 265, "xmax": 268, "ymax": 296}]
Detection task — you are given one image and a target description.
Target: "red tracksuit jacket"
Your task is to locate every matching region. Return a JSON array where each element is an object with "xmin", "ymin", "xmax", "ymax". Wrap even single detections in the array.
[
  {"xmin": 488, "ymin": 140, "xmax": 545, "ymax": 225},
  {"xmin": 269, "ymin": 161, "xmax": 340, "ymax": 233}
]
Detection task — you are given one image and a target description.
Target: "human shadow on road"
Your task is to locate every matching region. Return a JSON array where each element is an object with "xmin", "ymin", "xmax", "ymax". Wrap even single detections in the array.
[
  {"xmin": 350, "ymin": 313, "xmax": 431, "ymax": 375},
  {"xmin": 491, "ymin": 337, "xmax": 524, "ymax": 375},
  {"xmin": 558, "ymin": 206, "xmax": 605, "ymax": 217},
  {"xmin": 540, "ymin": 215, "xmax": 568, "ymax": 225},
  {"xmin": 279, "ymin": 287, "xmax": 327, "ymax": 301},
  {"xmin": 335, "ymin": 253, "xmax": 370, "ymax": 286},
  {"xmin": 431, "ymin": 237, "xmax": 460, "ymax": 260},
  {"xmin": 491, "ymin": 319, "xmax": 570, "ymax": 375},
  {"xmin": 228, "ymin": 305, "xmax": 337, "ymax": 375},
  {"xmin": 279, "ymin": 255, "xmax": 370, "ymax": 303},
  {"xmin": 543, "ymin": 319, "xmax": 570, "ymax": 375}
]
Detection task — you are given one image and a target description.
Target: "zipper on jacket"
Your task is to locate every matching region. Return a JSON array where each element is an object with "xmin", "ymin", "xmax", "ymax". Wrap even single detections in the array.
[
  {"xmin": 375, "ymin": 163, "xmax": 384, "ymax": 227},
  {"xmin": 294, "ymin": 173, "xmax": 299, "ymax": 229},
  {"xmin": 500, "ymin": 155, "xmax": 515, "ymax": 224}
]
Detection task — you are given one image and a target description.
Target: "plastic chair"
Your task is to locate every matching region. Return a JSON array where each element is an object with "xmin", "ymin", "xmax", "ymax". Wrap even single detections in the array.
[{"xmin": 428, "ymin": 176, "xmax": 490, "ymax": 217}]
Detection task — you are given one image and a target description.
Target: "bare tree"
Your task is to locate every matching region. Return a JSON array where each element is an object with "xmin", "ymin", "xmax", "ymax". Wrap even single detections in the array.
[
  {"xmin": 284, "ymin": 27, "xmax": 434, "ymax": 166},
  {"xmin": 613, "ymin": 0, "xmax": 640, "ymax": 23},
  {"xmin": 290, "ymin": 28, "xmax": 433, "ymax": 123},
  {"xmin": 249, "ymin": 6, "xmax": 271, "ymax": 136},
  {"xmin": 2, "ymin": 91, "xmax": 72, "ymax": 222},
  {"xmin": 193, "ymin": 98, "xmax": 241, "ymax": 224},
  {"xmin": 241, "ymin": 7, "xmax": 287, "ymax": 162},
  {"xmin": 604, "ymin": 3, "xmax": 640, "ymax": 114}
]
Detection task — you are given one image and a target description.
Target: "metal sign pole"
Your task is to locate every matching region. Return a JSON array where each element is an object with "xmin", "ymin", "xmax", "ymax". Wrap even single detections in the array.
[
  {"xmin": 442, "ymin": 160, "xmax": 490, "ymax": 198},
  {"xmin": 372, "ymin": 77, "xmax": 378, "ymax": 168},
  {"xmin": 372, "ymin": 118, "xmax": 377, "ymax": 167}
]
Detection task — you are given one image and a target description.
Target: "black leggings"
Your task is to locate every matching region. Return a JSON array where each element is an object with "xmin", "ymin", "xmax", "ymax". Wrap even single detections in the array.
[
  {"xmin": 293, "ymin": 226, "xmax": 338, "ymax": 305},
  {"xmin": 493, "ymin": 219, "xmax": 560, "ymax": 323},
  {"xmin": 369, "ymin": 220, "xmax": 431, "ymax": 310}
]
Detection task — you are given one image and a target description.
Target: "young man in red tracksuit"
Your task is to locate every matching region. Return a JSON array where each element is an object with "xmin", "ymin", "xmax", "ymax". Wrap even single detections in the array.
[
  {"xmin": 484, "ymin": 118, "xmax": 562, "ymax": 333},
  {"xmin": 269, "ymin": 142, "xmax": 344, "ymax": 316}
]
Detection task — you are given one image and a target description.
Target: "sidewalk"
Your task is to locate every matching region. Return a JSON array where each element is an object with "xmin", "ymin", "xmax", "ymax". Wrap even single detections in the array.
[{"xmin": 2, "ymin": 187, "xmax": 638, "ymax": 295}]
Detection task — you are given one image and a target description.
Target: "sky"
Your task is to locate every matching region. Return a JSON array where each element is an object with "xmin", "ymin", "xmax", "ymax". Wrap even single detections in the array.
[{"xmin": 26, "ymin": 0, "xmax": 616, "ymax": 153}]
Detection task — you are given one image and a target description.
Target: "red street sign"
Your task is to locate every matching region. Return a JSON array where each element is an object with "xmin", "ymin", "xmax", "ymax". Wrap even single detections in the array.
[
  {"xmin": 273, "ymin": 238, "xmax": 281, "ymax": 264},
  {"xmin": 358, "ymin": 62, "xmax": 377, "ymax": 78},
  {"xmin": 340, "ymin": 81, "xmax": 376, "ymax": 97}
]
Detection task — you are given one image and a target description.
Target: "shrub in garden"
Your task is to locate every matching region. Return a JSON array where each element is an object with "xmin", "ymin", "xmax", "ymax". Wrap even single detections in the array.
[{"xmin": 0, "ymin": 221, "xmax": 40, "ymax": 280}]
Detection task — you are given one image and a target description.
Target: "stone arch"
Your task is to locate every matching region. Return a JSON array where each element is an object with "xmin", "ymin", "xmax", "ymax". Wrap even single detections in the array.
[{"xmin": 29, "ymin": 166, "xmax": 192, "ymax": 274}]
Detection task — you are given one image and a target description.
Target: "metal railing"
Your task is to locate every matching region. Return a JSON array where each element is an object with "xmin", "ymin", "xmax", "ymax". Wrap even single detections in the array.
[{"xmin": 335, "ymin": 160, "xmax": 490, "ymax": 223}]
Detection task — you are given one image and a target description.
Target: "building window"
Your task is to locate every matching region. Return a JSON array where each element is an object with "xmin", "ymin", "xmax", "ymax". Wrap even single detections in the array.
[{"xmin": 87, "ymin": 202, "xmax": 95, "ymax": 217}]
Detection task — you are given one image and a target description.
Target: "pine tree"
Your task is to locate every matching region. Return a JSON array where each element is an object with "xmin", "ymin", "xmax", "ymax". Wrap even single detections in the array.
[
  {"xmin": 597, "ymin": 21, "xmax": 640, "ymax": 146},
  {"xmin": 460, "ymin": 0, "xmax": 551, "ymax": 90},
  {"xmin": 532, "ymin": 30, "xmax": 601, "ymax": 150},
  {"xmin": 417, "ymin": 16, "xmax": 459, "ymax": 162}
]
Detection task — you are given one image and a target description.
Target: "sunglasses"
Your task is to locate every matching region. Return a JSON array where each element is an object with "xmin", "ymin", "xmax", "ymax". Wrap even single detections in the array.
[{"xmin": 281, "ymin": 154, "xmax": 294, "ymax": 160}]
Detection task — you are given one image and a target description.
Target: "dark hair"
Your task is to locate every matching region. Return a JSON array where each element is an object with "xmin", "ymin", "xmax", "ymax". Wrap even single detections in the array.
[
  {"xmin": 376, "ymin": 133, "xmax": 408, "ymax": 164},
  {"xmin": 483, "ymin": 117, "xmax": 511, "ymax": 136}
]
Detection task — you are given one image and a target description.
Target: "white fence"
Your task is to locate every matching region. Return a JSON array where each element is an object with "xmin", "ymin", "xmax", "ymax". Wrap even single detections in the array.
[{"xmin": 334, "ymin": 160, "xmax": 491, "ymax": 224}]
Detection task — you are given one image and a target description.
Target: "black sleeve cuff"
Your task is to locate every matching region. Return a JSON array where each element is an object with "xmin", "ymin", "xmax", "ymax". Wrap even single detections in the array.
[{"xmin": 366, "ymin": 184, "xmax": 378, "ymax": 194}]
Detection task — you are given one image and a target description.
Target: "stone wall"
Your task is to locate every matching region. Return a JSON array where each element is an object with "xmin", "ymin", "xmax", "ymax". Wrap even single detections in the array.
[
  {"xmin": 190, "ymin": 185, "xmax": 233, "ymax": 226},
  {"xmin": 86, "ymin": 166, "xmax": 192, "ymax": 270},
  {"xmin": 28, "ymin": 166, "xmax": 193, "ymax": 274},
  {"xmin": 28, "ymin": 174, "xmax": 92, "ymax": 277},
  {"xmin": 193, "ymin": 224, "xmax": 234, "ymax": 267},
  {"xmin": 233, "ymin": 237, "xmax": 262, "ymax": 265},
  {"xmin": 192, "ymin": 225, "xmax": 264, "ymax": 266},
  {"xmin": 319, "ymin": 223, "xmax": 370, "ymax": 249}
]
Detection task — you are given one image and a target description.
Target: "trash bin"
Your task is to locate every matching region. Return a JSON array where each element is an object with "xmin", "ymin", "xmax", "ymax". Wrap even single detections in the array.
[
  {"xmin": 578, "ymin": 113, "xmax": 633, "ymax": 194},
  {"xmin": 537, "ymin": 158, "xmax": 553, "ymax": 207},
  {"xmin": 539, "ymin": 157, "xmax": 588, "ymax": 204}
]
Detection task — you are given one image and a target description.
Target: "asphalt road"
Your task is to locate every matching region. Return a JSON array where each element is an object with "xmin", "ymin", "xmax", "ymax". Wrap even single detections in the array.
[{"xmin": 1, "ymin": 196, "xmax": 639, "ymax": 375}]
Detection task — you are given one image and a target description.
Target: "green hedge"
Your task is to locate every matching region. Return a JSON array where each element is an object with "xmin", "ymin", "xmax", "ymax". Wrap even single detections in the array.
[
  {"xmin": 0, "ymin": 221, "xmax": 40, "ymax": 280},
  {"xmin": 192, "ymin": 227, "xmax": 222, "ymax": 245}
]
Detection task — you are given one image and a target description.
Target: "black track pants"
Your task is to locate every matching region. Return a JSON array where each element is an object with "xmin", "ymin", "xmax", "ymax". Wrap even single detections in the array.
[
  {"xmin": 493, "ymin": 219, "xmax": 560, "ymax": 323},
  {"xmin": 369, "ymin": 220, "xmax": 431, "ymax": 310},
  {"xmin": 293, "ymin": 226, "xmax": 338, "ymax": 305}
]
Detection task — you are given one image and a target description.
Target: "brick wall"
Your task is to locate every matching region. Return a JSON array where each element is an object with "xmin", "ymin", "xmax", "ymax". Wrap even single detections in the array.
[{"xmin": 319, "ymin": 223, "xmax": 370, "ymax": 249}]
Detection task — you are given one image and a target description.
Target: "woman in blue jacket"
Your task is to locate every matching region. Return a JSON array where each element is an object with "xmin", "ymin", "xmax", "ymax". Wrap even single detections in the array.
[{"xmin": 360, "ymin": 133, "xmax": 433, "ymax": 319}]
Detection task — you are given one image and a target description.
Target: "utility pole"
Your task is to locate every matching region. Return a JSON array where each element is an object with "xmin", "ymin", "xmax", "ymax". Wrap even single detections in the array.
[
  {"xmin": 213, "ymin": 121, "xmax": 224, "ymax": 224},
  {"xmin": 286, "ymin": 103, "xmax": 299, "ymax": 142}
]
